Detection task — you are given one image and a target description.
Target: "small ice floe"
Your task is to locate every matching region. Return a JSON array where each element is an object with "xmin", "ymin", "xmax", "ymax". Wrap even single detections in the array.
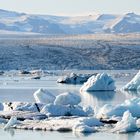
[
  {"xmin": 4, "ymin": 117, "xmax": 18, "ymax": 130},
  {"xmin": 80, "ymin": 73, "xmax": 116, "ymax": 92},
  {"xmin": 41, "ymin": 104, "xmax": 93, "ymax": 117},
  {"xmin": 57, "ymin": 73, "xmax": 93, "ymax": 84},
  {"xmin": 111, "ymin": 111, "xmax": 138, "ymax": 133},
  {"xmin": 72, "ymin": 117, "xmax": 103, "ymax": 133},
  {"xmin": 3, "ymin": 102, "xmax": 44, "ymax": 112},
  {"xmin": 54, "ymin": 92, "xmax": 81, "ymax": 106},
  {"xmin": 34, "ymin": 88, "xmax": 55, "ymax": 104},
  {"xmin": 123, "ymin": 70, "xmax": 140, "ymax": 91},
  {"xmin": 97, "ymin": 98, "xmax": 140, "ymax": 119}
]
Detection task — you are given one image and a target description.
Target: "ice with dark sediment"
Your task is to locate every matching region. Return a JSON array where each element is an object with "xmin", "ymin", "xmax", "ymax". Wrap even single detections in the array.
[{"xmin": 57, "ymin": 73, "xmax": 93, "ymax": 84}]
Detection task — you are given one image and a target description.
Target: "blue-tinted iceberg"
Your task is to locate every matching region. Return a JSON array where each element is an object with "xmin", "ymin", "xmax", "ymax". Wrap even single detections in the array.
[{"xmin": 123, "ymin": 70, "xmax": 140, "ymax": 91}]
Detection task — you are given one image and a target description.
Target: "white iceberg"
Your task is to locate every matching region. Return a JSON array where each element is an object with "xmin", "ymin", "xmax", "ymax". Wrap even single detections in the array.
[
  {"xmin": 111, "ymin": 111, "xmax": 137, "ymax": 133},
  {"xmin": 34, "ymin": 88, "xmax": 55, "ymax": 104},
  {"xmin": 41, "ymin": 104, "xmax": 93, "ymax": 117},
  {"xmin": 80, "ymin": 73, "xmax": 116, "ymax": 91},
  {"xmin": 97, "ymin": 98, "xmax": 140, "ymax": 118},
  {"xmin": 57, "ymin": 73, "xmax": 92, "ymax": 84},
  {"xmin": 123, "ymin": 70, "xmax": 140, "ymax": 91},
  {"xmin": 54, "ymin": 92, "xmax": 81, "ymax": 106}
]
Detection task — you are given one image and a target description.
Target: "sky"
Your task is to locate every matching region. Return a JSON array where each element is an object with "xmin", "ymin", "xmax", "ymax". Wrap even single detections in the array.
[{"xmin": 0, "ymin": 0, "xmax": 140, "ymax": 16}]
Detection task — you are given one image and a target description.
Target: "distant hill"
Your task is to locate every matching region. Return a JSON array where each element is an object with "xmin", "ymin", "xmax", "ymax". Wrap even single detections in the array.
[{"xmin": 0, "ymin": 9, "xmax": 140, "ymax": 34}]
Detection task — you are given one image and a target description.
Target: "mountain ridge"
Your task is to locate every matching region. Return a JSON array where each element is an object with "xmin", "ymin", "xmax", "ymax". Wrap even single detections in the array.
[{"xmin": 0, "ymin": 9, "xmax": 140, "ymax": 34}]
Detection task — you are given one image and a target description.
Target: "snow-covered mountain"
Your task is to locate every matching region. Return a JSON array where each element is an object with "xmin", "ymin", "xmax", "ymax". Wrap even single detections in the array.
[{"xmin": 0, "ymin": 9, "xmax": 140, "ymax": 34}]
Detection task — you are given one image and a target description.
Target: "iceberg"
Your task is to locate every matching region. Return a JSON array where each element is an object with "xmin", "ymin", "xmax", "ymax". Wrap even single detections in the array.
[
  {"xmin": 57, "ymin": 73, "xmax": 92, "ymax": 84},
  {"xmin": 41, "ymin": 104, "xmax": 93, "ymax": 117},
  {"xmin": 123, "ymin": 70, "xmax": 140, "ymax": 91},
  {"xmin": 54, "ymin": 92, "xmax": 81, "ymax": 106},
  {"xmin": 34, "ymin": 88, "xmax": 55, "ymax": 104},
  {"xmin": 80, "ymin": 73, "xmax": 116, "ymax": 91},
  {"xmin": 111, "ymin": 111, "xmax": 138, "ymax": 133},
  {"xmin": 97, "ymin": 98, "xmax": 140, "ymax": 118}
]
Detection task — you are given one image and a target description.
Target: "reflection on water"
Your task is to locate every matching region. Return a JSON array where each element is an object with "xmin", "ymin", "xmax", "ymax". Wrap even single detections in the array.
[
  {"xmin": 1, "ymin": 128, "xmax": 140, "ymax": 140},
  {"xmin": 80, "ymin": 90, "xmax": 140, "ymax": 114},
  {"xmin": 121, "ymin": 90, "xmax": 140, "ymax": 98},
  {"xmin": 80, "ymin": 91, "xmax": 115, "ymax": 113}
]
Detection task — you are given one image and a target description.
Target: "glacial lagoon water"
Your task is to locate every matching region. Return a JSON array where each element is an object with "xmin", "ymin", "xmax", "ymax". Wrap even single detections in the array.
[{"xmin": 0, "ymin": 70, "xmax": 140, "ymax": 140}]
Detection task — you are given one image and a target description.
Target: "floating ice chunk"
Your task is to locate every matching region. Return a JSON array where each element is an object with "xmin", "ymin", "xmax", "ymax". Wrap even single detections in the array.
[
  {"xmin": 3, "ymin": 102, "xmax": 44, "ymax": 112},
  {"xmin": 97, "ymin": 98, "xmax": 140, "ymax": 118},
  {"xmin": 54, "ymin": 92, "xmax": 81, "ymax": 105},
  {"xmin": 112, "ymin": 111, "xmax": 137, "ymax": 133},
  {"xmin": 4, "ymin": 117, "xmax": 18, "ymax": 130},
  {"xmin": 123, "ymin": 70, "xmax": 140, "ymax": 91},
  {"xmin": 80, "ymin": 73, "xmax": 116, "ymax": 91},
  {"xmin": 57, "ymin": 73, "xmax": 92, "ymax": 84},
  {"xmin": 34, "ymin": 88, "xmax": 55, "ymax": 104},
  {"xmin": 41, "ymin": 104, "xmax": 93, "ymax": 117},
  {"xmin": 72, "ymin": 123, "xmax": 95, "ymax": 133}
]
